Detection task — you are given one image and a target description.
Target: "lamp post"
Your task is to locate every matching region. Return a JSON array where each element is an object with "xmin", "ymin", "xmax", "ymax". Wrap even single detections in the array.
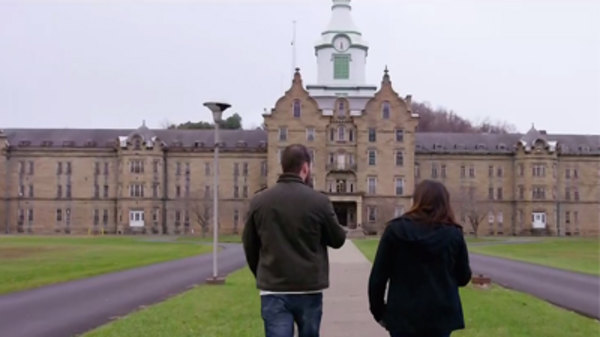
[{"xmin": 203, "ymin": 102, "xmax": 231, "ymax": 285}]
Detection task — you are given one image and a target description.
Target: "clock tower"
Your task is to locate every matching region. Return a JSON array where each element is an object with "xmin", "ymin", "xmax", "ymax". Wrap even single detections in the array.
[{"xmin": 307, "ymin": 0, "xmax": 377, "ymax": 98}]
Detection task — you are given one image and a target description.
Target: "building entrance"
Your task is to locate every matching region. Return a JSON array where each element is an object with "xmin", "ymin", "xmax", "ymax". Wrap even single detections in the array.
[{"xmin": 333, "ymin": 202, "xmax": 356, "ymax": 228}]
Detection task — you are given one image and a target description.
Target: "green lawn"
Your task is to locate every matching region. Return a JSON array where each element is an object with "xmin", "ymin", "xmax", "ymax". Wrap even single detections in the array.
[
  {"xmin": 0, "ymin": 236, "xmax": 211, "ymax": 294},
  {"xmin": 468, "ymin": 238, "xmax": 599, "ymax": 276},
  {"xmin": 354, "ymin": 239, "xmax": 599, "ymax": 337},
  {"xmin": 84, "ymin": 268, "xmax": 263, "ymax": 337}
]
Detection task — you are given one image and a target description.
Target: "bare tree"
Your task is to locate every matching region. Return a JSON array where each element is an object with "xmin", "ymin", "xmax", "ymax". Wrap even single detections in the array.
[
  {"xmin": 454, "ymin": 186, "xmax": 489, "ymax": 238},
  {"xmin": 188, "ymin": 192, "xmax": 212, "ymax": 237}
]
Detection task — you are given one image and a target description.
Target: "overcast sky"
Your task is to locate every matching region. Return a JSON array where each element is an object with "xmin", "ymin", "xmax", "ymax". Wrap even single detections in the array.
[{"xmin": 0, "ymin": 0, "xmax": 598, "ymax": 134}]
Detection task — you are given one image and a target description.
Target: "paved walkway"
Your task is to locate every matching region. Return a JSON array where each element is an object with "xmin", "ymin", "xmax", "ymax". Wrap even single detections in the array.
[
  {"xmin": 0, "ymin": 244, "xmax": 246, "ymax": 337},
  {"xmin": 322, "ymin": 241, "xmax": 387, "ymax": 337},
  {"xmin": 470, "ymin": 254, "xmax": 600, "ymax": 319}
]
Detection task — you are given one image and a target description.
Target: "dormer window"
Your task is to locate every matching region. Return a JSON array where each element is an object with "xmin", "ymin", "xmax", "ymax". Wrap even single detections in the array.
[
  {"xmin": 382, "ymin": 102, "xmax": 391, "ymax": 120},
  {"xmin": 134, "ymin": 139, "xmax": 141, "ymax": 150},
  {"xmin": 293, "ymin": 100, "xmax": 301, "ymax": 118}
]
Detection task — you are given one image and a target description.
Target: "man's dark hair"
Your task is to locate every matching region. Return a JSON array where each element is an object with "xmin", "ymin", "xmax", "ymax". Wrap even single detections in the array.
[{"xmin": 281, "ymin": 144, "xmax": 311, "ymax": 174}]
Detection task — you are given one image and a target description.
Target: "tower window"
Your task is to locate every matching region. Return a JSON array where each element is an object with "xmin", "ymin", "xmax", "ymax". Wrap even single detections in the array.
[
  {"xmin": 333, "ymin": 54, "xmax": 350, "ymax": 79},
  {"xmin": 382, "ymin": 102, "xmax": 390, "ymax": 119},
  {"xmin": 293, "ymin": 100, "xmax": 301, "ymax": 118}
]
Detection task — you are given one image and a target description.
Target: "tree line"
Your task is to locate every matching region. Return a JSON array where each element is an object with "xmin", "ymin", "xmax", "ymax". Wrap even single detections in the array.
[{"xmin": 165, "ymin": 102, "xmax": 515, "ymax": 134}]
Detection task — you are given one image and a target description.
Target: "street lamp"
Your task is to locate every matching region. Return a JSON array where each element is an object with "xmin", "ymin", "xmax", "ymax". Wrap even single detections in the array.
[{"xmin": 204, "ymin": 102, "xmax": 231, "ymax": 285}]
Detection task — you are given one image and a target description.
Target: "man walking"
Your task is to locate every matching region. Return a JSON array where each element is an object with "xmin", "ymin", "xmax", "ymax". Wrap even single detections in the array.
[{"xmin": 243, "ymin": 144, "xmax": 347, "ymax": 337}]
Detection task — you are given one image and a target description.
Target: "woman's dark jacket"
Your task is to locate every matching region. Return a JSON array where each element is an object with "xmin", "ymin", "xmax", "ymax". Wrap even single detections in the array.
[{"xmin": 368, "ymin": 217, "xmax": 472, "ymax": 334}]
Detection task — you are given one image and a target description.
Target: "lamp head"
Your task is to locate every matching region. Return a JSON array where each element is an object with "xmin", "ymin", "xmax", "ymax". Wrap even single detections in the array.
[{"xmin": 203, "ymin": 102, "xmax": 231, "ymax": 123}]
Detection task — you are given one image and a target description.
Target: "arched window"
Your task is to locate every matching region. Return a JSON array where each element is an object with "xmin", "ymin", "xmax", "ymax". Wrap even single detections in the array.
[
  {"xmin": 382, "ymin": 102, "xmax": 391, "ymax": 119},
  {"xmin": 293, "ymin": 100, "xmax": 301, "ymax": 118},
  {"xmin": 337, "ymin": 100, "xmax": 345, "ymax": 117}
]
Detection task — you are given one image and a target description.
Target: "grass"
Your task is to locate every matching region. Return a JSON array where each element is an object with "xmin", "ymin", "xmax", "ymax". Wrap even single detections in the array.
[
  {"xmin": 0, "ymin": 236, "xmax": 211, "ymax": 294},
  {"xmin": 468, "ymin": 238, "xmax": 599, "ymax": 275},
  {"xmin": 84, "ymin": 268, "xmax": 263, "ymax": 337},
  {"xmin": 354, "ymin": 239, "xmax": 599, "ymax": 337},
  {"xmin": 175, "ymin": 234, "xmax": 242, "ymax": 244}
]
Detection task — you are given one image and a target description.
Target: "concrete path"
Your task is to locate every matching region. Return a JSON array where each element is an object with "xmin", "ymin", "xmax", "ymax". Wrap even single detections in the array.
[
  {"xmin": 0, "ymin": 244, "xmax": 246, "ymax": 337},
  {"xmin": 470, "ymin": 253, "xmax": 600, "ymax": 319},
  {"xmin": 322, "ymin": 241, "xmax": 387, "ymax": 337}
]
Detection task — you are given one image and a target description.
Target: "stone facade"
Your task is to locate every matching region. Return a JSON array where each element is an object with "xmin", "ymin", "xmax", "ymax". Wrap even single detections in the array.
[{"xmin": 1, "ymin": 73, "xmax": 598, "ymax": 236}]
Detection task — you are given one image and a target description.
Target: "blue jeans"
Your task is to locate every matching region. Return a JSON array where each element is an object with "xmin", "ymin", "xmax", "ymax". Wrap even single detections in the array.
[
  {"xmin": 261, "ymin": 293, "xmax": 323, "ymax": 337},
  {"xmin": 390, "ymin": 333, "xmax": 450, "ymax": 337}
]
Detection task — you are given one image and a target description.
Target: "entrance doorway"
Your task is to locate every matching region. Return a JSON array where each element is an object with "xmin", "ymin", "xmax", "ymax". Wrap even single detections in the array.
[
  {"xmin": 333, "ymin": 202, "xmax": 356, "ymax": 228},
  {"xmin": 532, "ymin": 212, "xmax": 546, "ymax": 229}
]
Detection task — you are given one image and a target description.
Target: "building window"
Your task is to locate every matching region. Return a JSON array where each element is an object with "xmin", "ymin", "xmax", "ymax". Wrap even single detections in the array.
[
  {"xmin": 66, "ymin": 162, "xmax": 72, "ymax": 175},
  {"xmin": 95, "ymin": 162, "xmax": 101, "ymax": 175},
  {"xmin": 497, "ymin": 187, "xmax": 503, "ymax": 200},
  {"xmin": 152, "ymin": 160, "xmax": 159, "ymax": 174},
  {"xmin": 497, "ymin": 167, "xmax": 504, "ymax": 178},
  {"xmin": 175, "ymin": 185, "xmax": 181, "ymax": 198},
  {"xmin": 293, "ymin": 100, "xmax": 301, "ymax": 118},
  {"xmin": 338, "ymin": 126, "xmax": 345, "ymax": 141},
  {"xmin": 469, "ymin": 166, "xmax": 476, "ymax": 178},
  {"xmin": 233, "ymin": 163, "xmax": 239, "ymax": 176},
  {"xmin": 395, "ymin": 151, "xmax": 404, "ymax": 167},
  {"xmin": 432, "ymin": 164, "xmax": 439, "ymax": 179},
  {"xmin": 460, "ymin": 165, "xmax": 466, "ymax": 178},
  {"xmin": 130, "ymin": 184, "xmax": 144, "ymax": 198},
  {"xmin": 93, "ymin": 209, "xmax": 99, "ymax": 226},
  {"xmin": 565, "ymin": 188, "xmax": 571, "ymax": 201},
  {"xmin": 330, "ymin": 128, "xmax": 335, "ymax": 142},
  {"xmin": 66, "ymin": 184, "xmax": 72, "ymax": 198},
  {"xmin": 574, "ymin": 188, "xmax": 580, "ymax": 201},
  {"xmin": 518, "ymin": 164, "xmax": 524, "ymax": 177},
  {"xmin": 242, "ymin": 162, "xmax": 249, "ymax": 176},
  {"xmin": 185, "ymin": 162, "xmax": 190, "ymax": 175},
  {"xmin": 261, "ymin": 161, "xmax": 268, "ymax": 177},
  {"xmin": 367, "ymin": 206, "xmax": 377, "ymax": 222},
  {"xmin": 573, "ymin": 169, "xmax": 579, "ymax": 179},
  {"xmin": 243, "ymin": 185, "xmax": 248, "ymax": 198},
  {"xmin": 18, "ymin": 161, "xmax": 25, "ymax": 174},
  {"xmin": 28, "ymin": 209, "xmax": 34, "ymax": 222},
  {"xmin": 306, "ymin": 128, "xmax": 315, "ymax": 142},
  {"xmin": 27, "ymin": 185, "xmax": 34, "ymax": 198},
  {"xmin": 104, "ymin": 185, "xmax": 109, "ymax": 198},
  {"xmin": 395, "ymin": 129, "xmax": 404, "ymax": 142},
  {"xmin": 368, "ymin": 177, "xmax": 377, "ymax": 195},
  {"xmin": 152, "ymin": 183, "xmax": 159, "ymax": 198},
  {"xmin": 349, "ymin": 129, "xmax": 354, "ymax": 142},
  {"xmin": 57, "ymin": 185, "xmax": 62, "ymax": 199},
  {"xmin": 488, "ymin": 165, "xmax": 494, "ymax": 178},
  {"xmin": 185, "ymin": 184, "xmax": 190, "ymax": 198},
  {"xmin": 104, "ymin": 162, "xmax": 110, "ymax": 175},
  {"xmin": 234, "ymin": 185, "xmax": 239, "ymax": 199},
  {"xmin": 204, "ymin": 185, "xmax": 210, "ymax": 198},
  {"xmin": 518, "ymin": 185, "xmax": 524, "ymax": 200},
  {"xmin": 382, "ymin": 102, "xmax": 391, "ymax": 119},
  {"xmin": 488, "ymin": 187, "xmax": 494, "ymax": 200},
  {"xmin": 309, "ymin": 149, "xmax": 315, "ymax": 166},
  {"xmin": 368, "ymin": 150, "xmax": 376, "ymax": 166},
  {"xmin": 333, "ymin": 54, "xmax": 350, "ymax": 79},
  {"xmin": 176, "ymin": 162, "xmax": 181, "ymax": 176},
  {"xmin": 56, "ymin": 209, "xmax": 62, "ymax": 222},
  {"xmin": 57, "ymin": 162, "xmax": 63, "ymax": 175},
  {"xmin": 233, "ymin": 209, "xmax": 240, "ymax": 234},
  {"xmin": 130, "ymin": 160, "xmax": 144, "ymax": 174},
  {"xmin": 103, "ymin": 210, "xmax": 109, "ymax": 226},
  {"xmin": 441, "ymin": 164, "xmax": 447, "ymax": 178},
  {"xmin": 93, "ymin": 184, "xmax": 99, "ymax": 199},
  {"xmin": 368, "ymin": 128, "xmax": 376, "ymax": 142},
  {"xmin": 395, "ymin": 178, "xmax": 404, "ymax": 196},
  {"xmin": 532, "ymin": 164, "xmax": 546, "ymax": 177},
  {"xmin": 337, "ymin": 101, "xmax": 345, "ymax": 117},
  {"xmin": 415, "ymin": 163, "xmax": 420, "ymax": 178},
  {"xmin": 205, "ymin": 162, "xmax": 211, "ymax": 176},
  {"xmin": 532, "ymin": 186, "xmax": 546, "ymax": 200},
  {"xmin": 279, "ymin": 127, "xmax": 288, "ymax": 142}
]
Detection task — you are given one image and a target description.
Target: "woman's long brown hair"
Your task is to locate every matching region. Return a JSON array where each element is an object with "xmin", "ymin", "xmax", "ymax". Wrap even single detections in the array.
[{"xmin": 404, "ymin": 180, "xmax": 459, "ymax": 227}]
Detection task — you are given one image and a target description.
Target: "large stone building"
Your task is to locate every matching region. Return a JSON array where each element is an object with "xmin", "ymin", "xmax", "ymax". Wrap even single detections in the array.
[{"xmin": 1, "ymin": 0, "xmax": 599, "ymax": 236}]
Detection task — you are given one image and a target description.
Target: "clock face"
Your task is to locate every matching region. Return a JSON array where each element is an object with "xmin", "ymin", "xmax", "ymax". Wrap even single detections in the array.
[{"xmin": 333, "ymin": 36, "xmax": 350, "ymax": 52}]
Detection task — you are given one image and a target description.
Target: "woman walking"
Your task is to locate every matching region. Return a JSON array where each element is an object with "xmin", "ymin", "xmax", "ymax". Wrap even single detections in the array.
[{"xmin": 368, "ymin": 180, "xmax": 472, "ymax": 337}]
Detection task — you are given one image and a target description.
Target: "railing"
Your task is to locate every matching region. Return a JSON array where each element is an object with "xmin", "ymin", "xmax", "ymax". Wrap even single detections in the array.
[{"xmin": 326, "ymin": 163, "xmax": 358, "ymax": 172}]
